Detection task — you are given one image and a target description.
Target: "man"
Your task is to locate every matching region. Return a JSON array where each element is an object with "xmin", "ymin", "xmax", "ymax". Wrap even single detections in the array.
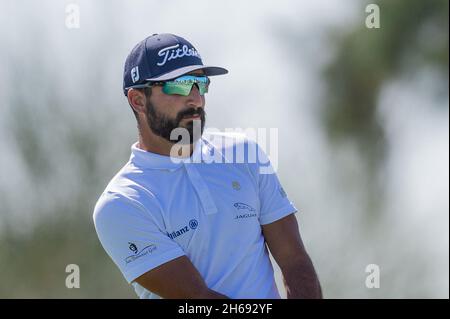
[{"xmin": 93, "ymin": 33, "xmax": 322, "ymax": 299}]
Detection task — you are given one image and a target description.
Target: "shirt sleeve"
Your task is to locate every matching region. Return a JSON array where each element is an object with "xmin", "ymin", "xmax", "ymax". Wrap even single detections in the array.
[
  {"xmin": 245, "ymin": 139, "xmax": 298, "ymax": 225},
  {"xmin": 93, "ymin": 192, "xmax": 186, "ymax": 284}
]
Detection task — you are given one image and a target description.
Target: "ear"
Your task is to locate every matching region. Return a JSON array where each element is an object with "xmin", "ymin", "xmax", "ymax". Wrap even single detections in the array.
[{"xmin": 127, "ymin": 89, "xmax": 147, "ymax": 114}]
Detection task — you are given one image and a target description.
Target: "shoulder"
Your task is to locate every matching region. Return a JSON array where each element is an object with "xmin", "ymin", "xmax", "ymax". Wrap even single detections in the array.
[
  {"xmin": 203, "ymin": 131, "xmax": 256, "ymax": 147},
  {"xmin": 202, "ymin": 131, "xmax": 271, "ymax": 173},
  {"xmin": 202, "ymin": 131, "xmax": 262, "ymax": 162},
  {"xmin": 93, "ymin": 163, "xmax": 162, "ymax": 227}
]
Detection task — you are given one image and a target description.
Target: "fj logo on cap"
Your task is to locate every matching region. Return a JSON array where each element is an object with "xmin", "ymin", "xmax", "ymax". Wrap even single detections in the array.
[
  {"xmin": 157, "ymin": 44, "xmax": 201, "ymax": 67},
  {"xmin": 131, "ymin": 66, "xmax": 140, "ymax": 83}
]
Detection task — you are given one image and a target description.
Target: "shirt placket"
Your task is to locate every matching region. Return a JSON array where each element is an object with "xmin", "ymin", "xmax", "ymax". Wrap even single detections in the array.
[{"xmin": 183, "ymin": 163, "xmax": 218, "ymax": 215}]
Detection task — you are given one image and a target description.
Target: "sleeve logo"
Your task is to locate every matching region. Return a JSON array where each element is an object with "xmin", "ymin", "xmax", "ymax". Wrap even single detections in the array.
[
  {"xmin": 124, "ymin": 243, "xmax": 157, "ymax": 264},
  {"xmin": 128, "ymin": 242, "xmax": 138, "ymax": 254}
]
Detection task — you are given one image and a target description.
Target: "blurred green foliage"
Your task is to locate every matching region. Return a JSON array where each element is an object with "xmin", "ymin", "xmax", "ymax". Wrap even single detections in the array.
[
  {"xmin": 318, "ymin": 0, "xmax": 449, "ymax": 226},
  {"xmin": 323, "ymin": 0, "xmax": 448, "ymax": 175},
  {"xmin": 0, "ymin": 107, "xmax": 135, "ymax": 297}
]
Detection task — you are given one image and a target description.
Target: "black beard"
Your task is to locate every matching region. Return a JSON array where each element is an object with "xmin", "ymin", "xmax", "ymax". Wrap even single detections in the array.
[{"xmin": 145, "ymin": 100, "xmax": 206, "ymax": 144}]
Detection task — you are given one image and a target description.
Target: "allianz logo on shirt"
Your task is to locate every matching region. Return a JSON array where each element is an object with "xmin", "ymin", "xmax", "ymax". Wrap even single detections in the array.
[{"xmin": 167, "ymin": 219, "xmax": 198, "ymax": 240}]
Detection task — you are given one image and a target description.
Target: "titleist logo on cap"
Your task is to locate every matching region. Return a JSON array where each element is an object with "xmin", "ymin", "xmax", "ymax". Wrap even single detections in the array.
[{"xmin": 157, "ymin": 44, "xmax": 201, "ymax": 67}]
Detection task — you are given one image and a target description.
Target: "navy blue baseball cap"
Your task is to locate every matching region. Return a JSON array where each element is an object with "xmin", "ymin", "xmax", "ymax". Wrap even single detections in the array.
[{"xmin": 123, "ymin": 33, "xmax": 228, "ymax": 96}]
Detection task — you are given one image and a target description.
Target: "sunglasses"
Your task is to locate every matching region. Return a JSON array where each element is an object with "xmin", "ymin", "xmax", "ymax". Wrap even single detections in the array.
[{"xmin": 131, "ymin": 75, "xmax": 210, "ymax": 96}]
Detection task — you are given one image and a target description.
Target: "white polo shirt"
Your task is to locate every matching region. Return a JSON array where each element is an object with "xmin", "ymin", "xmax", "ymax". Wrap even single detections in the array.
[{"xmin": 93, "ymin": 132, "xmax": 297, "ymax": 299}]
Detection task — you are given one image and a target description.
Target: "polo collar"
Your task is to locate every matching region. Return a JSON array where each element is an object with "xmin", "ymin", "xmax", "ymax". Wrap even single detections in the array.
[{"xmin": 130, "ymin": 138, "xmax": 207, "ymax": 171}]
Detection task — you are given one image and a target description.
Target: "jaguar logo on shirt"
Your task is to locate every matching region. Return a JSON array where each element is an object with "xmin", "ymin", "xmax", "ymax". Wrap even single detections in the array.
[
  {"xmin": 235, "ymin": 213, "xmax": 257, "ymax": 220},
  {"xmin": 233, "ymin": 202, "xmax": 256, "ymax": 212},
  {"xmin": 233, "ymin": 202, "xmax": 257, "ymax": 220}
]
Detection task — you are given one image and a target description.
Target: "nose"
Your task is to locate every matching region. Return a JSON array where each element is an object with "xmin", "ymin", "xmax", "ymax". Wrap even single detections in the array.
[{"xmin": 187, "ymin": 84, "xmax": 204, "ymax": 108}]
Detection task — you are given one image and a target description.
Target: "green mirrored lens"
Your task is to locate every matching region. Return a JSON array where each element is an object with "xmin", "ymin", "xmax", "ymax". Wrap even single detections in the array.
[
  {"xmin": 162, "ymin": 75, "xmax": 209, "ymax": 96},
  {"xmin": 198, "ymin": 83, "xmax": 208, "ymax": 95},
  {"xmin": 163, "ymin": 82, "xmax": 192, "ymax": 95}
]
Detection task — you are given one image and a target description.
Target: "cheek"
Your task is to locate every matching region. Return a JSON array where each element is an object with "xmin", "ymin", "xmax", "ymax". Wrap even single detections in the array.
[
  {"xmin": 161, "ymin": 99, "xmax": 187, "ymax": 119},
  {"xmin": 151, "ymin": 92, "xmax": 181, "ymax": 116}
]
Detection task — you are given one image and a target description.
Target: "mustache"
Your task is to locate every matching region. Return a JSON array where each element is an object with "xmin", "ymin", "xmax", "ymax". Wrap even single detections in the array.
[{"xmin": 176, "ymin": 108, "xmax": 206, "ymax": 121}]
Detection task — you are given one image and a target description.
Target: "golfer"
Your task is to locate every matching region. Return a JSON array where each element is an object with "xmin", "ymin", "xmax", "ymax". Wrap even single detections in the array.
[{"xmin": 93, "ymin": 33, "xmax": 322, "ymax": 299}]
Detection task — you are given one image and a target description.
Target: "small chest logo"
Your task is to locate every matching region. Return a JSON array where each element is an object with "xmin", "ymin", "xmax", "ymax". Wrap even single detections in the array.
[
  {"xmin": 233, "ymin": 202, "xmax": 255, "ymax": 212},
  {"xmin": 232, "ymin": 181, "xmax": 241, "ymax": 190},
  {"xmin": 233, "ymin": 202, "xmax": 257, "ymax": 220}
]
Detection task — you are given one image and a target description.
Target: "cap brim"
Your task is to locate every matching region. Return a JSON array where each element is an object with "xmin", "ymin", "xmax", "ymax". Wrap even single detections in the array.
[{"xmin": 145, "ymin": 65, "xmax": 228, "ymax": 81}]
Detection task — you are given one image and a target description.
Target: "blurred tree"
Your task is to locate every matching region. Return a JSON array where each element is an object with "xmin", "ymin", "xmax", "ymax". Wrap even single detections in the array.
[
  {"xmin": 324, "ymin": 0, "xmax": 448, "ymax": 174},
  {"xmin": 0, "ymin": 2, "xmax": 136, "ymax": 298},
  {"xmin": 321, "ymin": 0, "xmax": 448, "ymax": 219}
]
